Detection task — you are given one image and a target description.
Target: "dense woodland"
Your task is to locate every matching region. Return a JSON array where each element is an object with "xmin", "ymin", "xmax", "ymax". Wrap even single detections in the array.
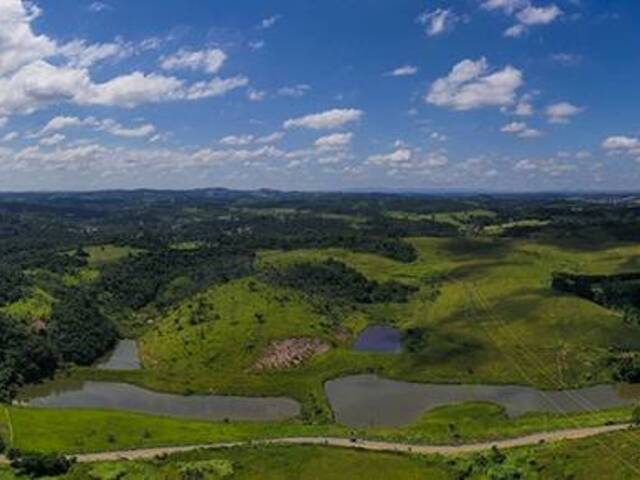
[{"xmin": 1, "ymin": 189, "xmax": 640, "ymax": 399}]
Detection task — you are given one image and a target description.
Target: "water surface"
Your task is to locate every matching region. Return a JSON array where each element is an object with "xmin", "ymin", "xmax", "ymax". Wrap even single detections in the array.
[
  {"xmin": 326, "ymin": 374, "xmax": 640, "ymax": 427},
  {"xmin": 353, "ymin": 326, "xmax": 402, "ymax": 353},
  {"xmin": 97, "ymin": 340, "xmax": 141, "ymax": 370},
  {"xmin": 26, "ymin": 381, "xmax": 300, "ymax": 422}
]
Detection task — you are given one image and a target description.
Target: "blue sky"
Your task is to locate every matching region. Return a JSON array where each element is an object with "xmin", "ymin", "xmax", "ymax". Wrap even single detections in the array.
[{"xmin": 0, "ymin": 0, "xmax": 638, "ymax": 191}]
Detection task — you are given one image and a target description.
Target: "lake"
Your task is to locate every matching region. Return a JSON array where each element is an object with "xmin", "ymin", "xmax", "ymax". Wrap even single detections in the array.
[
  {"xmin": 353, "ymin": 326, "xmax": 402, "ymax": 353},
  {"xmin": 325, "ymin": 374, "xmax": 640, "ymax": 427},
  {"xmin": 25, "ymin": 381, "xmax": 301, "ymax": 422}
]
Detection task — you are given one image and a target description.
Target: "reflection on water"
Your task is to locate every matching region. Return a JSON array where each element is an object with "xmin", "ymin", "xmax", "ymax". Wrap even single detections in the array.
[
  {"xmin": 353, "ymin": 326, "xmax": 402, "ymax": 353},
  {"xmin": 26, "ymin": 381, "xmax": 300, "ymax": 422},
  {"xmin": 326, "ymin": 374, "xmax": 640, "ymax": 427},
  {"xmin": 97, "ymin": 340, "xmax": 141, "ymax": 370}
]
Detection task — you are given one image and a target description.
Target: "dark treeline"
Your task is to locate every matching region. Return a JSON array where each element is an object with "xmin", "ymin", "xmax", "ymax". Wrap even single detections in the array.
[
  {"xmin": 0, "ymin": 314, "xmax": 57, "ymax": 402},
  {"xmin": 265, "ymin": 259, "xmax": 417, "ymax": 304},
  {"xmin": 552, "ymin": 272, "xmax": 640, "ymax": 310}
]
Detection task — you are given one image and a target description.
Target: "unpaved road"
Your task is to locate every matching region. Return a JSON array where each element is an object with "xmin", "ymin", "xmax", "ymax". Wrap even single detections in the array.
[{"xmin": 1, "ymin": 423, "xmax": 630, "ymax": 464}]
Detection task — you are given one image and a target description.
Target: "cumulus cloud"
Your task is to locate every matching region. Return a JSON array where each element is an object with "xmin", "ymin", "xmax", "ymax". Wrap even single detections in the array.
[
  {"xmin": 88, "ymin": 2, "xmax": 110, "ymax": 12},
  {"xmin": 426, "ymin": 58, "xmax": 523, "ymax": 110},
  {"xmin": 277, "ymin": 84, "xmax": 311, "ymax": 97},
  {"xmin": 219, "ymin": 134, "xmax": 254, "ymax": 146},
  {"xmin": 368, "ymin": 148, "xmax": 412, "ymax": 166},
  {"xmin": 0, "ymin": 3, "xmax": 247, "ymax": 116},
  {"xmin": 1, "ymin": 131, "xmax": 18, "ymax": 142},
  {"xmin": 417, "ymin": 8, "xmax": 461, "ymax": 36},
  {"xmin": 247, "ymin": 88, "xmax": 267, "ymax": 101},
  {"xmin": 602, "ymin": 136, "xmax": 640, "ymax": 151},
  {"xmin": 58, "ymin": 39, "xmax": 134, "ymax": 68},
  {"xmin": 481, "ymin": 0, "xmax": 563, "ymax": 38},
  {"xmin": 517, "ymin": 4, "xmax": 562, "ymax": 25},
  {"xmin": 545, "ymin": 102, "xmax": 583, "ymax": 124},
  {"xmin": 284, "ymin": 108, "xmax": 363, "ymax": 130},
  {"xmin": 385, "ymin": 65, "xmax": 418, "ymax": 77},
  {"xmin": 481, "ymin": 0, "xmax": 527, "ymax": 14},
  {"xmin": 259, "ymin": 15, "xmax": 281, "ymax": 29},
  {"xmin": 0, "ymin": 0, "xmax": 55, "ymax": 76},
  {"xmin": 314, "ymin": 132, "xmax": 353, "ymax": 149},
  {"xmin": 39, "ymin": 133, "xmax": 66, "ymax": 146},
  {"xmin": 256, "ymin": 131, "xmax": 285, "ymax": 144},
  {"xmin": 161, "ymin": 48, "xmax": 227, "ymax": 74},
  {"xmin": 501, "ymin": 121, "xmax": 543, "ymax": 138},
  {"xmin": 35, "ymin": 115, "xmax": 156, "ymax": 139}
]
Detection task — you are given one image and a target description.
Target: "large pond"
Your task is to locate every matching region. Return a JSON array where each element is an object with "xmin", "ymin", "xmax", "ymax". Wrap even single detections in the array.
[
  {"xmin": 97, "ymin": 340, "xmax": 141, "ymax": 370},
  {"xmin": 325, "ymin": 374, "xmax": 640, "ymax": 427},
  {"xmin": 25, "ymin": 381, "xmax": 300, "ymax": 422},
  {"xmin": 353, "ymin": 326, "xmax": 402, "ymax": 353}
]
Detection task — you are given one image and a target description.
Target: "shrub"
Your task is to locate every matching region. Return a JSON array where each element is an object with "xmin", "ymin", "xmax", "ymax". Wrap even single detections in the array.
[{"xmin": 10, "ymin": 451, "xmax": 74, "ymax": 478}]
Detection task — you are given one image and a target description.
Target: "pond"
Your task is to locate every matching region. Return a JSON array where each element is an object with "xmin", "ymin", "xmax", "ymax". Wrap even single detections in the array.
[
  {"xmin": 353, "ymin": 326, "xmax": 402, "ymax": 353},
  {"xmin": 97, "ymin": 340, "xmax": 141, "ymax": 370},
  {"xmin": 325, "ymin": 374, "xmax": 640, "ymax": 427},
  {"xmin": 25, "ymin": 381, "xmax": 301, "ymax": 422}
]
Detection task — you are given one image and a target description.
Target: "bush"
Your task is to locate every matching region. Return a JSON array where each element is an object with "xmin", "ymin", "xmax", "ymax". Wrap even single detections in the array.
[{"xmin": 10, "ymin": 451, "xmax": 74, "ymax": 478}]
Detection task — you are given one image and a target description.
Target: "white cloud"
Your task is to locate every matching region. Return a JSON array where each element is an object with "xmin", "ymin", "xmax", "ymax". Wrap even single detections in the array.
[
  {"xmin": 88, "ymin": 2, "xmax": 110, "ymax": 12},
  {"xmin": 247, "ymin": 88, "xmax": 267, "ymax": 101},
  {"xmin": 38, "ymin": 116, "xmax": 90, "ymax": 135},
  {"xmin": 501, "ymin": 121, "xmax": 542, "ymax": 138},
  {"xmin": 545, "ymin": 102, "xmax": 583, "ymax": 124},
  {"xmin": 550, "ymin": 53, "xmax": 583, "ymax": 66},
  {"xmin": 284, "ymin": 108, "xmax": 363, "ymax": 130},
  {"xmin": 481, "ymin": 0, "xmax": 527, "ymax": 14},
  {"xmin": 249, "ymin": 40, "xmax": 265, "ymax": 51},
  {"xmin": 368, "ymin": 148, "xmax": 412, "ymax": 166},
  {"xmin": 517, "ymin": 4, "xmax": 562, "ymax": 25},
  {"xmin": 39, "ymin": 133, "xmax": 66, "ymax": 146},
  {"xmin": 1, "ymin": 131, "xmax": 18, "ymax": 142},
  {"xmin": 99, "ymin": 119, "xmax": 155, "ymax": 138},
  {"xmin": 482, "ymin": 1, "xmax": 563, "ymax": 38},
  {"xmin": 219, "ymin": 135, "xmax": 254, "ymax": 146},
  {"xmin": 161, "ymin": 48, "xmax": 227, "ymax": 74},
  {"xmin": 602, "ymin": 136, "xmax": 640, "ymax": 151},
  {"xmin": 417, "ymin": 8, "xmax": 460, "ymax": 36},
  {"xmin": 504, "ymin": 24, "xmax": 527, "ymax": 37},
  {"xmin": 259, "ymin": 15, "xmax": 281, "ymax": 29},
  {"xmin": 58, "ymin": 39, "xmax": 133, "ymax": 68},
  {"xmin": 314, "ymin": 132, "xmax": 353, "ymax": 149},
  {"xmin": 426, "ymin": 58, "xmax": 523, "ymax": 111},
  {"xmin": 277, "ymin": 84, "xmax": 311, "ymax": 97},
  {"xmin": 385, "ymin": 65, "xmax": 418, "ymax": 77},
  {"xmin": 0, "ymin": 0, "xmax": 55, "ymax": 77},
  {"xmin": 36, "ymin": 116, "xmax": 156, "ymax": 139},
  {"xmin": 514, "ymin": 95, "xmax": 534, "ymax": 116},
  {"xmin": 256, "ymin": 131, "xmax": 284, "ymax": 144},
  {"xmin": 184, "ymin": 76, "xmax": 248, "ymax": 100}
]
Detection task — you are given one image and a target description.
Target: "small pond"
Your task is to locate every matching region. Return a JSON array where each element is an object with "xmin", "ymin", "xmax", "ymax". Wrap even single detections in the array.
[
  {"xmin": 97, "ymin": 340, "xmax": 141, "ymax": 371},
  {"xmin": 25, "ymin": 381, "xmax": 301, "ymax": 422},
  {"xmin": 325, "ymin": 374, "xmax": 640, "ymax": 428},
  {"xmin": 353, "ymin": 326, "xmax": 402, "ymax": 353}
]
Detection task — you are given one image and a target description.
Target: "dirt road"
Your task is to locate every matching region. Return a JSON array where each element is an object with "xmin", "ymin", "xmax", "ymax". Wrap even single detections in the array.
[{"xmin": 1, "ymin": 423, "xmax": 627, "ymax": 465}]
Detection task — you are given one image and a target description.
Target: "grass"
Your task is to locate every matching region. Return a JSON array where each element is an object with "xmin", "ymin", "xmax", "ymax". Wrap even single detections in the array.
[
  {"xmin": 81, "ymin": 245, "xmax": 143, "ymax": 266},
  {"xmin": 5, "ymin": 402, "xmax": 633, "ymax": 454},
  {"xmin": 0, "ymin": 286, "xmax": 54, "ymax": 322},
  {"xmin": 32, "ymin": 235, "xmax": 640, "ymax": 421},
  {"xmin": 6, "ymin": 430, "xmax": 640, "ymax": 479}
]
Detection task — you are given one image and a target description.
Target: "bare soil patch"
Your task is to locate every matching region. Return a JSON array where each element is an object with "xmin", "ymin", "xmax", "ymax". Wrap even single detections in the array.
[{"xmin": 255, "ymin": 337, "xmax": 330, "ymax": 371}]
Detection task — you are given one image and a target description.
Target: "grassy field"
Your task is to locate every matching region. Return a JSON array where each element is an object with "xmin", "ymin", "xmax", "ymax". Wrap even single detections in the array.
[
  {"xmin": 37, "ymin": 235, "xmax": 640, "ymax": 420},
  {"xmin": 4, "ymin": 402, "xmax": 633, "ymax": 454},
  {"xmin": 5, "ymin": 429, "xmax": 640, "ymax": 479}
]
